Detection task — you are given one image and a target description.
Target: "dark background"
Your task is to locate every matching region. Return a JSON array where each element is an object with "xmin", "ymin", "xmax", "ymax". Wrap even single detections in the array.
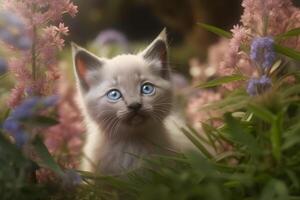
[{"xmin": 64, "ymin": 0, "xmax": 300, "ymax": 74}]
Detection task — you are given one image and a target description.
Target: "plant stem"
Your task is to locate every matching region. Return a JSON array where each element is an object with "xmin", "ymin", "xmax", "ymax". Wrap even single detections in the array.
[{"xmin": 31, "ymin": 25, "xmax": 37, "ymax": 82}]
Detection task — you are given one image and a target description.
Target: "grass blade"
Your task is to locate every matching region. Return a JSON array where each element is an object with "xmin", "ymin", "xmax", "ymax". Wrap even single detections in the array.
[
  {"xmin": 276, "ymin": 27, "xmax": 300, "ymax": 40},
  {"xmin": 180, "ymin": 127, "xmax": 213, "ymax": 159},
  {"xmin": 198, "ymin": 23, "xmax": 232, "ymax": 39},
  {"xmin": 247, "ymin": 103, "xmax": 276, "ymax": 123},
  {"xmin": 32, "ymin": 137, "xmax": 64, "ymax": 176},
  {"xmin": 274, "ymin": 44, "xmax": 300, "ymax": 60},
  {"xmin": 195, "ymin": 74, "xmax": 246, "ymax": 88}
]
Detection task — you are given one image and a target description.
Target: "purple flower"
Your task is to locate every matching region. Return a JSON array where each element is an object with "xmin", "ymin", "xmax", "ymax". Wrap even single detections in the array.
[
  {"xmin": 2, "ymin": 118, "xmax": 28, "ymax": 147},
  {"xmin": 11, "ymin": 95, "xmax": 59, "ymax": 120},
  {"xmin": 2, "ymin": 96, "xmax": 59, "ymax": 147},
  {"xmin": 250, "ymin": 37, "xmax": 276, "ymax": 70},
  {"xmin": 247, "ymin": 75, "xmax": 272, "ymax": 96},
  {"xmin": 43, "ymin": 95, "xmax": 59, "ymax": 107},
  {"xmin": 3, "ymin": 118, "xmax": 19, "ymax": 133},
  {"xmin": 0, "ymin": 11, "xmax": 32, "ymax": 50},
  {"xmin": 12, "ymin": 97, "xmax": 40, "ymax": 119},
  {"xmin": 62, "ymin": 170, "xmax": 82, "ymax": 187},
  {"xmin": 0, "ymin": 58, "xmax": 7, "ymax": 75},
  {"xmin": 16, "ymin": 36, "xmax": 32, "ymax": 50}
]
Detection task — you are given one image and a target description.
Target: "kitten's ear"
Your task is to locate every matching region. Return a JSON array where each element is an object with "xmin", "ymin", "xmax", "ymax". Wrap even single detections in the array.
[
  {"xmin": 140, "ymin": 28, "xmax": 170, "ymax": 79},
  {"xmin": 71, "ymin": 42, "xmax": 104, "ymax": 91}
]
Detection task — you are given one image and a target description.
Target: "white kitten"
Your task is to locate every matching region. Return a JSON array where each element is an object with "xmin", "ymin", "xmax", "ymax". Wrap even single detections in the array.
[{"xmin": 72, "ymin": 29, "xmax": 184, "ymax": 175}]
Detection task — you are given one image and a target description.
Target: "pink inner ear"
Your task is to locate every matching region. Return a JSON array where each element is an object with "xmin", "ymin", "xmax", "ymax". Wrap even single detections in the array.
[{"xmin": 76, "ymin": 58, "xmax": 87, "ymax": 79}]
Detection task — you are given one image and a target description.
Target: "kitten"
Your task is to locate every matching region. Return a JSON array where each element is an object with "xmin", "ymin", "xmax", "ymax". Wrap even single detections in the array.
[{"xmin": 72, "ymin": 29, "xmax": 177, "ymax": 175}]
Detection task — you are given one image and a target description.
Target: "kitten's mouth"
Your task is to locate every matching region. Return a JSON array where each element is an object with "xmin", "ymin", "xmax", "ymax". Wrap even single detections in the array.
[{"xmin": 124, "ymin": 112, "xmax": 147, "ymax": 126}]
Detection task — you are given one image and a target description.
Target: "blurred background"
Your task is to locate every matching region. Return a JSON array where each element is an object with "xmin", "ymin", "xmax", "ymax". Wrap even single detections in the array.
[{"xmin": 64, "ymin": 0, "xmax": 244, "ymax": 76}]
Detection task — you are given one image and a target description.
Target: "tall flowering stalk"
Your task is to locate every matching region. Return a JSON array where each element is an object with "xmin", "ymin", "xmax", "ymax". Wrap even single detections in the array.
[
  {"xmin": 1, "ymin": 0, "xmax": 78, "ymax": 107},
  {"xmin": 0, "ymin": 1, "xmax": 82, "ymax": 183},
  {"xmin": 187, "ymin": 0, "xmax": 300, "ymax": 135},
  {"xmin": 219, "ymin": 0, "xmax": 300, "ymax": 94}
]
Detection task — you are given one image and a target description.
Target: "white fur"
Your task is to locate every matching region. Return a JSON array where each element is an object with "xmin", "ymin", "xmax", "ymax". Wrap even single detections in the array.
[{"xmin": 73, "ymin": 29, "xmax": 194, "ymax": 175}]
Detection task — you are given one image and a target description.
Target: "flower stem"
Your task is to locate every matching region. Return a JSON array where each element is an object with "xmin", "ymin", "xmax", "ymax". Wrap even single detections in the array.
[{"xmin": 32, "ymin": 25, "xmax": 37, "ymax": 82}]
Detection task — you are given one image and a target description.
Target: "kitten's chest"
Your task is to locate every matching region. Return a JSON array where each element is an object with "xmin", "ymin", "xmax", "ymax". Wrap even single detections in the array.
[{"xmin": 97, "ymin": 138, "xmax": 158, "ymax": 174}]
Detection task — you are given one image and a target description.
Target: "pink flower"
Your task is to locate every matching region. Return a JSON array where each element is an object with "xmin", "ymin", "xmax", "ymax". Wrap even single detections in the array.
[
  {"xmin": 241, "ymin": 0, "xmax": 300, "ymax": 40},
  {"xmin": 186, "ymin": 90, "xmax": 222, "ymax": 131},
  {"xmin": 218, "ymin": 0, "xmax": 300, "ymax": 91},
  {"xmin": 65, "ymin": 1, "xmax": 78, "ymax": 17},
  {"xmin": 222, "ymin": 25, "xmax": 250, "ymax": 70},
  {"xmin": 44, "ymin": 70, "xmax": 84, "ymax": 168},
  {"xmin": 2, "ymin": 0, "xmax": 78, "ymax": 107},
  {"xmin": 56, "ymin": 23, "xmax": 69, "ymax": 36},
  {"xmin": 8, "ymin": 84, "xmax": 25, "ymax": 108}
]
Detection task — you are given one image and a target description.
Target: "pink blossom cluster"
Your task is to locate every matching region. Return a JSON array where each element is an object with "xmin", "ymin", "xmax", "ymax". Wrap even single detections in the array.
[
  {"xmin": 2, "ymin": 0, "xmax": 78, "ymax": 107},
  {"xmin": 186, "ymin": 90, "xmax": 222, "ymax": 130},
  {"xmin": 1, "ymin": 0, "xmax": 82, "ymax": 181},
  {"xmin": 45, "ymin": 71, "xmax": 84, "ymax": 168},
  {"xmin": 241, "ymin": 0, "xmax": 300, "ymax": 38},
  {"xmin": 221, "ymin": 0, "xmax": 300, "ymax": 80},
  {"xmin": 35, "ymin": 68, "xmax": 84, "ymax": 182},
  {"xmin": 187, "ymin": 0, "xmax": 300, "ymax": 132}
]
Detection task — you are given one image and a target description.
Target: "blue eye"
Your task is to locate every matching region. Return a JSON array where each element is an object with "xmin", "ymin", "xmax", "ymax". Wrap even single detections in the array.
[
  {"xmin": 141, "ymin": 83, "xmax": 155, "ymax": 95},
  {"xmin": 107, "ymin": 89, "xmax": 122, "ymax": 101}
]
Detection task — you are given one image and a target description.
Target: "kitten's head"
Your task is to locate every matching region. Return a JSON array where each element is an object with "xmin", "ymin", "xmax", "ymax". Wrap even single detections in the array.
[{"xmin": 72, "ymin": 29, "xmax": 172, "ymax": 137}]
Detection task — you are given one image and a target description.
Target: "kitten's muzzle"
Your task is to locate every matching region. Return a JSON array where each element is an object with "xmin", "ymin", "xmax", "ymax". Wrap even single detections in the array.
[
  {"xmin": 124, "ymin": 106, "xmax": 148, "ymax": 125},
  {"xmin": 127, "ymin": 102, "xmax": 142, "ymax": 112}
]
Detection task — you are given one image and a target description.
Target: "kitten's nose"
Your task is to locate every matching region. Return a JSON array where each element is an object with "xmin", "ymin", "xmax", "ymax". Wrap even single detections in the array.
[{"xmin": 127, "ymin": 102, "xmax": 142, "ymax": 111}]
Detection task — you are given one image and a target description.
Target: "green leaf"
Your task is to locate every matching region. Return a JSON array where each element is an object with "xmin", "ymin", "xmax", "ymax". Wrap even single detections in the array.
[
  {"xmin": 185, "ymin": 151, "xmax": 215, "ymax": 176},
  {"xmin": 195, "ymin": 74, "xmax": 246, "ymax": 88},
  {"xmin": 202, "ymin": 91, "xmax": 249, "ymax": 113},
  {"xmin": 198, "ymin": 23, "xmax": 232, "ymax": 39},
  {"xmin": 224, "ymin": 114, "xmax": 260, "ymax": 155},
  {"xmin": 274, "ymin": 44, "xmax": 300, "ymax": 60},
  {"xmin": 247, "ymin": 103, "xmax": 276, "ymax": 123},
  {"xmin": 32, "ymin": 137, "xmax": 64, "ymax": 176},
  {"xmin": 180, "ymin": 127, "xmax": 213, "ymax": 159},
  {"xmin": 283, "ymin": 134, "xmax": 300, "ymax": 150},
  {"xmin": 260, "ymin": 179, "xmax": 289, "ymax": 200},
  {"xmin": 276, "ymin": 27, "xmax": 300, "ymax": 40},
  {"xmin": 270, "ymin": 114, "xmax": 283, "ymax": 163}
]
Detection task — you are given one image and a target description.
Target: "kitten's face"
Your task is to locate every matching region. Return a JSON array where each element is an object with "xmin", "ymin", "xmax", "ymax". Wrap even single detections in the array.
[{"xmin": 72, "ymin": 29, "xmax": 172, "ymax": 137}]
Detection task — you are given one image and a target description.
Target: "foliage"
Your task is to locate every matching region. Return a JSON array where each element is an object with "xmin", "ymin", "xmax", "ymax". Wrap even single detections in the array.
[
  {"xmin": 1, "ymin": 0, "xmax": 300, "ymax": 200},
  {"xmin": 56, "ymin": 66, "xmax": 300, "ymax": 200}
]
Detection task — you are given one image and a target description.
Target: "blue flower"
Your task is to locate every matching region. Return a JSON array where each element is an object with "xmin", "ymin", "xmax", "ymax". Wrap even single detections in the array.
[
  {"xmin": 0, "ymin": 58, "xmax": 7, "ymax": 75},
  {"xmin": 3, "ymin": 118, "xmax": 20, "ymax": 133},
  {"xmin": 0, "ymin": 11, "xmax": 32, "ymax": 50},
  {"xmin": 13, "ymin": 130, "xmax": 28, "ymax": 147},
  {"xmin": 12, "ymin": 97, "xmax": 40, "ymax": 119},
  {"xmin": 43, "ymin": 95, "xmax": 59, "ymax": 107},
  {"xmin": 247, "ymin": 75, "xmax": 272, "ymax": 96},
  {"xmin": 250, "ymin": 37, "xmax": 276, "ymax": 70},
  {"xmin": 2, "ymin": 96, "xmax": 59, "ymax": 147},
  {"xmin": 2, "ymin": 118, "xmax": 28, "ymax": 147},
  {"xmin": 16, "ymin": 36, "xmax": 32, "ymax": 50},
  {"xmin": 62, "ymin": 170, "xmax": 82, "ymax": 187},
  {"xmin": 11, "ymin": 96, "xmax": 59, "ymax": 120}
]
